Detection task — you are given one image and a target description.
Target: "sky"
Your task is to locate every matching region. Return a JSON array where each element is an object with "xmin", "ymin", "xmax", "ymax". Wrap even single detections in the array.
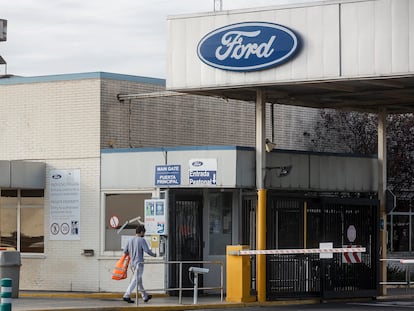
[{"xmin": 0, "ymin": 0, "xmax": 317, "ymax": 79}]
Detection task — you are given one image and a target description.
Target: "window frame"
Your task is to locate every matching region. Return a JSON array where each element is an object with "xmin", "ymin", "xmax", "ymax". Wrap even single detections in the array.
[
  {"xmin": 0, "ymin": 188, "xmax": 44, "ymax": 254},
  {"xmin": 101, "ymin": 190, "xmax": 161, "ymax": 256}
]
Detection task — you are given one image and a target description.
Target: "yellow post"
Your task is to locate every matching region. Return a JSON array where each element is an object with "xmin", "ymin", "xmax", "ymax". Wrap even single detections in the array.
[
  {"xmin": 257, "ymin": 189, "xmax": 267, "ymax": 302},
  {"xmin": 226, "ymin": 245, "xmax": 255, "ymax": 302}
]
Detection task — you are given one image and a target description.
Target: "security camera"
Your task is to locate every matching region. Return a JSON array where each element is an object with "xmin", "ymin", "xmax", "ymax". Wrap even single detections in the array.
[{"xmin": 188, "ymin": 267, "xmax": 209, "ymax": 274}]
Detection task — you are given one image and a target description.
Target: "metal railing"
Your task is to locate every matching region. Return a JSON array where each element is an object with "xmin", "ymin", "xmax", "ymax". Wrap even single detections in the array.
[
  {"xmin": 380, "ymin": 258, "xmax": 414, "ymax": 290},
  {"xmin": 133, "ymin": 260, "xmax": 224, "ymax": 306}
]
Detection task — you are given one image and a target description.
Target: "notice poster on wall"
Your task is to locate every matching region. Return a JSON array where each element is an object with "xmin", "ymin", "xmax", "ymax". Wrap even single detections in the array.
[
  {"xmin": 49, "ymin": 169, "xmax": 81, "ymax": 240},
  {"xmin": 144, "ymin": 199, "xmax": 167, "ymax": 235}
]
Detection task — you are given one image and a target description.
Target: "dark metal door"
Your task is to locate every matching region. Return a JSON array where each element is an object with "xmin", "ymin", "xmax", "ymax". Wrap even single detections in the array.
[
  {"xmin": 265, "ymin": 194, "xmax": 379, "ymax": 300},
  {"xmin": 320, "ymin": 198, "xmax": 379, "ymax": 299},
  {"xmin": 266, "ymin": 196, "xmax": 319, "ymax": 299},
  {"xmin": 169, "ymin": 192, "xmax": 203, "ymax": 295},
  {"xmin": 241, "ymin": 193, "xmax": 257, "ymax": 294}
]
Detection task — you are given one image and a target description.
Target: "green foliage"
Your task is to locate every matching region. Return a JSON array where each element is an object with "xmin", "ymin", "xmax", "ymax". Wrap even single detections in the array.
[
  {"xmin": 387, "ymin": 265, "xmax": 405, "ymax": 282},
  {"xmin": 312, "ymin": 111, "xmax": 414, "ymax": 193}
]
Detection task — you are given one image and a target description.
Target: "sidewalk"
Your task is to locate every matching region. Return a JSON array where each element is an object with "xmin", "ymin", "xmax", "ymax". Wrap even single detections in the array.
[
  {"xmin": 10, "ymin": 288, "xmax": 414, "ymax": 311},
  {"xmin": 11, "ymin": 291, "xmax": 319, "ymax": 311}
]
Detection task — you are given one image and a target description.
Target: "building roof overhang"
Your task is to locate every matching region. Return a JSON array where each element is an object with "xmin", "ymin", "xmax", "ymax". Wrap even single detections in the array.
[{"xmin": 173, "ymin": 74, "xmax": 414, "ymax": 114}]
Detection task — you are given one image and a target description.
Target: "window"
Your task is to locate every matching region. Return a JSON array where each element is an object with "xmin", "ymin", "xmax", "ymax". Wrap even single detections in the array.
[
  {"xmin": 104, "ymin": 193, "xmax": 152, "ymax": 251},
  {"xmin": 0, "ymin": 189, "xmax": 44, "ymax": 253},
  {"xmin": 209, "ymin": 192, "xmax": 232, "ymax": 255},
  {"xmin": 388, "ymin": 197, "xmax": 414, "ymax": 252},
  {"xmin": 389, "ymin": 214, "xmax": 410, "ymax": 252}
]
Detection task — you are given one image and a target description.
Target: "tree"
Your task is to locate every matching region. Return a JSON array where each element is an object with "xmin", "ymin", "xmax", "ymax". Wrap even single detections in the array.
[{"xmin": 311, "ymin": 110, "xmax": 414, "ymax": 194}]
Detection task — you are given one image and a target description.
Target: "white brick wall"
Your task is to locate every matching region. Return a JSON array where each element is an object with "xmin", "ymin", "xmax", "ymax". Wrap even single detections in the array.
[
  {"xmin": 0, "ymin": 77, "xmax": 103, "ymax": 291},
  {"xmin": 0, "ymin": 74, "xmax": 166, "ymax": 292},
  {"xmin": 0, "ymin": 79, "xmax": 101, "ymax": 160}
]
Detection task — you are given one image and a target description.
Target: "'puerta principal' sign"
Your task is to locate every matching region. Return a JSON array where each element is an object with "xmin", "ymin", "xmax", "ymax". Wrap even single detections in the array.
[
  {"xmin": 155, "ymin": 165, "xmax": 181, "ymax": 186},
  {"xmin": 197, "ymin": 22, "xmax": 300, "ymax": 72}
]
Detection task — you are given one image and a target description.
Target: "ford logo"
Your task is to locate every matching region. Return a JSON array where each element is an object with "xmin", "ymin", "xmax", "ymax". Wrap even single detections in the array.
[
  {"xmin": 197, "ymin": 22, "xmax": 300, "ymax": 72},
  {"xmin": 192, "ymin": 161, "xmax": 203, "ymax": 167}
]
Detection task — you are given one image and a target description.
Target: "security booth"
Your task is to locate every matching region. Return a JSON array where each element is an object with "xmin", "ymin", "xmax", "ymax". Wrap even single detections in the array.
[
  {"xmin": 167, "ymin": 0, "xmax": 414, "ymax": 300},
  {"xmin": 101, "ymin": 146, "xmax": 255, "ymax": 295},
  {"xmin": 102, "ymin": 146, "xmax": 379, "ymax": 300}
]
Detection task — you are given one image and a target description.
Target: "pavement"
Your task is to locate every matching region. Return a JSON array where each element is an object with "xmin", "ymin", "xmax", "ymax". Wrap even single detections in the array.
[
  {"xmin": 8, "ymin": 288, "xmax": 414, "ymax": 311},
  {"xmin": 10, "ymin": 291, "xmax": 320, "ymax": 311}
]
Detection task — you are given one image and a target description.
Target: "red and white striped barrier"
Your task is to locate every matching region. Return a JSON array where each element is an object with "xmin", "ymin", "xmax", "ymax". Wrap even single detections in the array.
[
  {"xmin": 229, "ymin": 247, "xmax": 366, "ymax": 256},
  {"xmin": 342, "ymin": 245, "xmax": 362, "ymax": 263}
]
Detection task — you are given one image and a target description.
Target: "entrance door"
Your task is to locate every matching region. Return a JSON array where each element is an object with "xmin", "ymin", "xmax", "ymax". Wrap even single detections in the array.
[
  {"xmin": 265, "ymin": 194, "xmax": 378, "ymax": 300},
  {"xmin": 320, "ymin": 197, "xmax": 379, "ymax": 299},
  {"xmin": 169, "ymin": 192, "xmax": 203, "ymax": 294}
]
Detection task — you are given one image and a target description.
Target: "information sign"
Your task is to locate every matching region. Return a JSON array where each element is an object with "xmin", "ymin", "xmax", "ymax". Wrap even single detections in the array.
[
  {"xmin": 189, "ymin": 158, "xmax": 217, "ymax": 185},
  {"xmin": 155, "ymin": 165, "xmax": 181, "ymax": 186},
  {"xmin": 144, "ymin": 199, "xmax": 168, "ymax": 235},
  {"xmin": 49, "ymin": 169, "xmax": 80, "ymax": 240}
]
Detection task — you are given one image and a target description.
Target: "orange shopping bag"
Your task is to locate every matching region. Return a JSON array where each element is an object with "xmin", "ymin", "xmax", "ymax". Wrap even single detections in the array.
[{"xmin": 111, "ymin": 254, "xmax": 130, "ymax": 280}]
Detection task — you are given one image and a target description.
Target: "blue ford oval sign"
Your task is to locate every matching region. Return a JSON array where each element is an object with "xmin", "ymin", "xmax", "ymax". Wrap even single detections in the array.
[{"xmin": 197, "ymin": 22, "xmax": 300, "ymax": 72}]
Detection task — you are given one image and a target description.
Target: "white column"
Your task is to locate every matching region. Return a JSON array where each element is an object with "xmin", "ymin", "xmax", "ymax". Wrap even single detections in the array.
[
  {"xmin": 255, "ymin": 89, "xmax": 266, "ymax": 189},
  {"xmin": 378, "ymin": 108, "xmax": 387, "ymax": 296}
]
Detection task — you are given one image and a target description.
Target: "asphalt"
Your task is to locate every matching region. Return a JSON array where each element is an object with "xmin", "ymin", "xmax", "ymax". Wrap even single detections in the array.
[{"xmin": 7, "ymin": 288, "xmax": 414, "ymax": 311}]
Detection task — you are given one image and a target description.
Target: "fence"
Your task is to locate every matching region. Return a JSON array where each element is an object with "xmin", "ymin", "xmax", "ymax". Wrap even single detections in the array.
[
  {"xmin": 132, "ymin": 260, "xmax": 224, "ymax": 306},
  {"xmin": 380, "ymin": 258, "xmax": 414, "ymax": 292}
]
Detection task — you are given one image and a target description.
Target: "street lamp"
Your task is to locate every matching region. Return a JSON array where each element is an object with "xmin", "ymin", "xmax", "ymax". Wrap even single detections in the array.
[{"xmin": 0, "ymin": 19, "xmax": 7, "ymax": 41}]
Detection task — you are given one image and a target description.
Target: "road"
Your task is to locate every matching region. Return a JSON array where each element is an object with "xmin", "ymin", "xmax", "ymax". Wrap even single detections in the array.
[{"xmin": 197, "ymin": 299, "xmax": 414, "ymax": 311}]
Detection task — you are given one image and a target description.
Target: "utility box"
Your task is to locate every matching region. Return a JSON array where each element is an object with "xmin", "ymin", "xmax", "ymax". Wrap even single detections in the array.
[
  {"xmin": 226, "ymin": 245, "xmax": 255, "ymax": 303},
  {"xmin": 0, "ymin": 251, "xmax": 21, "ymax": 298}
]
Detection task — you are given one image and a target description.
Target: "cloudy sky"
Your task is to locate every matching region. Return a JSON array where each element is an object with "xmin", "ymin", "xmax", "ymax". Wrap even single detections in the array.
[{"xmin": 0, "ymin": 0, "xmax": 317, "ymax": 79}]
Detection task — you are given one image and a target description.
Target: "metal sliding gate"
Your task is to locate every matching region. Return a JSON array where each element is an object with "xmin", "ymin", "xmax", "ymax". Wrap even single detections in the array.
[
  {"xmin": 245, "ymin": 194, "xmax": 379, "ymax": 300},
  {"xmin": 169, "ymin": 192, "xmax": 204, "ymax": 296}
]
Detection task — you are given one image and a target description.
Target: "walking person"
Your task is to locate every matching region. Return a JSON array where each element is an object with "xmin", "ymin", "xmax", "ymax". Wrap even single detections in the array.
[{"xmin": 123, "ymin": 224, "xmax": 156, "ymax": 303}]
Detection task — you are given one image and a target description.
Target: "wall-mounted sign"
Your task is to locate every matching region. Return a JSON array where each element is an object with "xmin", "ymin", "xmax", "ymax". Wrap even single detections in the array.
[
  {"xmin": 49, "ymin": 169, "xmax": 80, "ymax": 241},
  {"xmin": 144, "ymin": 199, "xmax": 167, "ymax": 235},
  {"xmin": 189, "ymin": 158, "xmax": 217, "ymax": 185},
  {"xmin": 197, "ymin": 21, "xmax": 300, "ymax": 72},
  {"xmin": 109, "ymin": 215, "xmax": 120, "ymax": 229},
  {"xmin": 155, "ymin": 165, "xmax": 181, "ymax": 186}
]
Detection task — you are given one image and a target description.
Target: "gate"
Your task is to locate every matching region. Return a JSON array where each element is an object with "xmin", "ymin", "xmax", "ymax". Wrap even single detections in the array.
[
  {"xmin": 241, "ymin": 193, "xmax": 257, "ymax": 294},
  {"xmin": 319, "ymin": 198, "xmax": 378, "ymax": 299},
  {"xmin": 263, "ymin": 194, "xmax": 378, "ymax": 300},
  {"xmin": 169, "ymin": 191, "xmax": 203, "ymax": 295}
]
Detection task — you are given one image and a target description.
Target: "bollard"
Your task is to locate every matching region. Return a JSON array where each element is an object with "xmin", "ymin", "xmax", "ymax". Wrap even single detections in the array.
[
  {"xmin": 188, "ymin": 267, "xmax": 209, "ymax": 304},
  {"xmin": 1, "ymin": 278, "xmax": 12, "ymax": 311}
]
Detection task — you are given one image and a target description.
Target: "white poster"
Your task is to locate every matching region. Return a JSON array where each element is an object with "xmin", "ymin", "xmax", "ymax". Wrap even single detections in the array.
[
  {"xmin": 144, "ymin": 199, "xmax": 167, "ymax": 235},
  {"xmin": 49, "ymin": 169, "xmax": 81, "ymax": 240}
]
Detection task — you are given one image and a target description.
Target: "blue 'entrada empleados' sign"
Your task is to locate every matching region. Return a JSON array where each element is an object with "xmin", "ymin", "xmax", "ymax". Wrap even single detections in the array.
[{"xmin": 197, "ymin": 22, "xmax": 300, "ymax": 72}]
